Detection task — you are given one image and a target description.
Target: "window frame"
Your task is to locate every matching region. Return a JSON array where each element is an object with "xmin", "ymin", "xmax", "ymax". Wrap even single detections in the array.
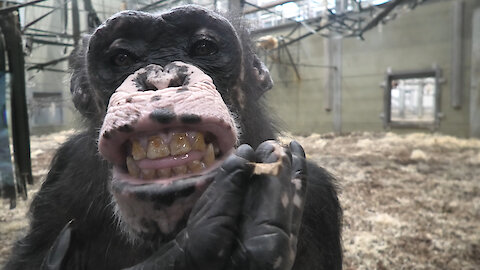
[{"xmin": 383, "ymin": 68, "xmax": 443, "ymax": 130}]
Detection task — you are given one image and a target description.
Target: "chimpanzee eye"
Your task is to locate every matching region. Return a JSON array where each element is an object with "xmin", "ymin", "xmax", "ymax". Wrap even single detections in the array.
[
  {"xmin": 112, "ymin": 52, "xmax": 135, "ymax": 66},
  {"xmin": 191, "ymin": 39, "xmax": 218, "ymax": 56}
]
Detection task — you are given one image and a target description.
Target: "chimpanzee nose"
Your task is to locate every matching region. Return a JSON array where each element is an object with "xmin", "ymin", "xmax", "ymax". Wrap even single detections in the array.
[
  {"xmin": 134, "ymin": 63, "xmax": 192, "ymax": 92},
  {"xmin": 164, "ymin": 63, "xmax": 189, "ymax": 88}
]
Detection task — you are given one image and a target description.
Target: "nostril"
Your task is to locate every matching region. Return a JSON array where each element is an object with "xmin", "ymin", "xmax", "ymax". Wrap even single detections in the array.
[
  {"xmin": 145, "ymin": 81, "xmax": 158, "ymax": 91},
  {"xmin": 132, "ymin": 63, "xmax": 194, "ymax": 91},
  {"xmin": 136, "ymin": 81, "xmax": 158, "ymax": 91},
  {"xmin": 134, "ymin": 72, "xmax": 159, "ymax": 91},
  {"xmin": 168, "ymin": 73, "xmax": 188, "ymax": 88}
]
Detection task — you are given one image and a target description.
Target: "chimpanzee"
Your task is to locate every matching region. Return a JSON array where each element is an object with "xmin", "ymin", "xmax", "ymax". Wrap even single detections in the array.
[{"xmin": 4, "ymin": 5, "xmax": 342, "ymax": 270}]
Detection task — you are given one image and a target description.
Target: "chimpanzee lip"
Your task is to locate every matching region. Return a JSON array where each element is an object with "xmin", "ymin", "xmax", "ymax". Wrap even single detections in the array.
[
  {"xmin": 99, "ymin": 119, "xmax": 236, "ymax": 165},
  {"xmin": 110, "ymin": 166, "xmax": 218, "ymax": 195},
  {"xmin": 112, "ymin": 148, "xmax": 232, "ymax": 185},
  {"xmin": 110, "ymin": 167, "xmax": 218, "ymax": 237},
  {"xmin": 99, "ymin": 118, "xmax": 236, "ymax": 186}
]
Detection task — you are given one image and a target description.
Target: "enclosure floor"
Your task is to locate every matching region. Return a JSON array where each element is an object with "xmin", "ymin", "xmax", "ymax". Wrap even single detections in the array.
[{"xmin": 1, "ymin": 130, "xmax": 479, "ymax": 269}]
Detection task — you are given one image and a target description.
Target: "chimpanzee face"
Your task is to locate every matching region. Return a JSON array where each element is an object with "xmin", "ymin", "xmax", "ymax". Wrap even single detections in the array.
[
  {"xmin": 86, "ymin": 7, "xmax": 243, "ymax": 101},
  {"xmin": 75, "ymin": 5, "xmax": 272, "ymax": 241}
]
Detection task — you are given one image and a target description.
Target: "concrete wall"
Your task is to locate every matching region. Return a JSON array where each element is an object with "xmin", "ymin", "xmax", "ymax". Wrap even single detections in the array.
[
  {"xmin": 259, "ymin": 0, "xmax": 479, "ymax": 137},
  {"xmin": 471, "ymin": 8, "xmax": 480, "ymax": 137},
  {"xmin": 23, "ymin": 0, "xmax": 124, "ymax": 134}
]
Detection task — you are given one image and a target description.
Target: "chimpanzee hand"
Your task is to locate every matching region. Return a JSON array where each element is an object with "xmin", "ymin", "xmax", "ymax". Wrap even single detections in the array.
[
  {"xmin": 126, "ymin": 141, "xmax": 307, "ymax": 270},
  {"xmin": 227, "ymin": 141, "xmax": 307, "ymax": 270}
]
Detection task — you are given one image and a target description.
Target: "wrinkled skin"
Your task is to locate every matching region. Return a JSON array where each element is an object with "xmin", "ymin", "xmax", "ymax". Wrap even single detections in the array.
[{"xmin": 5, "ymin": 5, "xmax": 342, "ymax": 270}]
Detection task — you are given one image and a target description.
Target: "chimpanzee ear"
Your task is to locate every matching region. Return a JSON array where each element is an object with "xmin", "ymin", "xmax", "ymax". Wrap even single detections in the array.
[
  {"xmin": 69, "ymin": 38, "xmax": 103, "ymax": 120},
  {"xmin": 70, "ymin": 69, "xmax": 101, "ymax": 119},
  {"xmin": 252, "ymin": 54, "xmax": 273, "ymax": 98}
]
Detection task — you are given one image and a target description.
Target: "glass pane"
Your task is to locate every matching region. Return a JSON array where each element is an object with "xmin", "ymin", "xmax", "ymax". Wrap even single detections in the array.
[
  {"xmin": 30, "ymin": 92, "xmax": 63, "ymax": 126},
  {"xmin": 390, "ymin": 77, "xmax": 435, "ymax": 123}
]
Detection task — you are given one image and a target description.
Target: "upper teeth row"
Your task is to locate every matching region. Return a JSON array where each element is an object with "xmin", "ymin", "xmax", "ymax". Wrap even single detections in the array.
[
  {"xmin": 131, "ymin": 132, "xmax": 208, "ymax": 160},
  {"xmin": 126, "ymin": 132, "xmax": 218, "ymax": 180}
]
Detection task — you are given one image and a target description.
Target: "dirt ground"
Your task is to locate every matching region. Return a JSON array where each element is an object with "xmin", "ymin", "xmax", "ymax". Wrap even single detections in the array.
[{"xmin": 1, "ymin": 130, "xmax": 479, "ymax": 269}]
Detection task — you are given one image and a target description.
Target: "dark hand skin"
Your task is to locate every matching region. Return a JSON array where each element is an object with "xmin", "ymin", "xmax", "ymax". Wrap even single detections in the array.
[{"xmin": 228, "ymin": 141, "xmax": 307, "ymax": 270}]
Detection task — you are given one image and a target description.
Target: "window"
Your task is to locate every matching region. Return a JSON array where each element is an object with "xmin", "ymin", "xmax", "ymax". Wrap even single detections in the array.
[
  {"xmin": 383, "ymin": 69, "xmax": 442, "ymax": 129},
  {"xmin": 30, "ymin": 92, "xmax": 63, "ymax": 126}
]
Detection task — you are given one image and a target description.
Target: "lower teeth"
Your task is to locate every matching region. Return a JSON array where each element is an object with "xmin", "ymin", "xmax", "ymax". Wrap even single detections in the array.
[
  {"xmin": 157, "ymin": 168, "xmax": 171, "ymax": 178},
  {"xmin": 188, "ymin": 160, "xmax": 205, "ymax": 173},
  {"xmin": 172, "ymin": 165, "xmax": 187, "ymax": 175},
  {"xmin": 125, "ymin": 142, "xmax": 217, "ymax": 179},
  {"xmin": 142, "ymin": 169, "xmax": 156, "ymax": 179}
]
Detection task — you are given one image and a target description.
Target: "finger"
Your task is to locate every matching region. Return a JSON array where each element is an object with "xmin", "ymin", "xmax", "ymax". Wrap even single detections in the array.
[
  {"xmin": 180, "ymin": 145, "xmax": 256, "ymax": 269},
  {"xmin": 288, "ymin": 141, "xmax": 308, "ymax": 243},
  {"xmin": 188, "ymin": 144, "xmax": 255, "ymax": 225},
  {"xmin": 40, "ymin": 220, "xmax": 73, "ymax": 270},
  {"xmin": 235, "ymin": 143, "xmax": 256, "ymax": 161},
  {"xmin": 289, "ymin": 140, "xmax": 305, "ymax": 158},
  {"xmin": 254, "ymin": 140, "xmax": 290, "ymax": 163},
  {"xmin": 289, "ymin": 141, "xmax": 307, "ymax": 195},
  {"xmin": 230, "ymin": 141, "xmax": 293, "ymax": 270},
  {"xmin": 248, "ymin": 141, "xmax": 293, "ymax": 232}
]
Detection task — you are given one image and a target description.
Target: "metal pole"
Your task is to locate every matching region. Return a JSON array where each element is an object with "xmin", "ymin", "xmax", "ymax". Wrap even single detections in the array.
[
  {"xmin": 399, "ymin": 86, "xmax": 405, "ymax": 118},
  {"xmin": 0, "ymin": 27, "xmax": 16, "ymax": 208},
  {"xmin": 332, "ymin": 0, "xmax": 345, "ymax": 134},
  {"xmin": 451, "ymin": 0, "xmax": 464, "ymax": 109},
  {"xmin": 71, "ymin": 0, "xmax": 80, "ymax": 46},
  {"xmin": 0, "ymin": 11, "xmax": 33, "ymax": 198},
  {"xmin": 229, "ymin": 0, "xmax": 243, "ymax": 15},
  {"xmin": 323, "ymin": 0, "xmax": 332, "ymax": 112},
  {"xmin": 417, "ymin": 81, "xmax": 424, "ymax": 118},
  {"xmin": 471, "ymin": 8, "xmax": 480, "ymax": 138}
]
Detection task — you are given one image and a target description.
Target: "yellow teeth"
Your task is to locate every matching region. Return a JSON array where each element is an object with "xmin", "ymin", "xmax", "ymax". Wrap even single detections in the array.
[
  {"xmin": 170, "ymin": 133, "xmax": 192, "ymax": 156},
  {"xmin": 172, "ymin": 165, "xmax": 187, "ymax": 175},
  {"xmin": 126, "ymin": 156, "xmax": 140, "ymax": 177},
  {"xmin": 147, "ymin": 136, "xmax": 170, "ymax": 159},
  {"xmin": 204, "ymin": 143, "xmax": 215, "ymax": 166},
  {"xmin": 125, "ymin": 156, "xmax": 214, "ymax": 180},
  {"xmin": 188, "ymin": 160, "xmax": 206, "ymax": 173},
  {"xmin": 131, "ymin": 140, "xmax": 146, "ymax": 160},
  {"xmin": 191, "ymin": 133, "xmax": 207, "ymax": 151},
  {"xmin": 157, "ymin": 168, "xmax": 171, "ymax": 178},
  {"xmin": 142, "ymin": 169, "xmax": 156, "ymax": 179},
  {"xmin": 125, "ymin": 132, "xmax": 222, "ymax": 180}
]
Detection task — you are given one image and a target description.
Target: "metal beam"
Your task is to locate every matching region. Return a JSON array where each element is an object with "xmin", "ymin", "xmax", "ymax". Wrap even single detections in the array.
[
  {"xmin": 332, "ymin": 0, "xmax": 345, "ymax": 134},
  {"xmin": 82, "ymin": 0, "xmax": 100, "ymax": 30},
  {"xmin": 29, "ymin": 67, "xmax": 68, "ymax": 73},
  {"xmin": 244, "ymin": 0, "xmax": 298, "ymax": 15},
  {"xmin": 22, "ymin": 6, "xmax": 58, "ymax": 32},
  {"xmin": 0, "ymin": 0, "xmax": 46, "ymax": 15},
  {"xmin": 471, "ymin": 8, "xmax": 480, "ymax": 138},
  {"xmin": 280, "ymin": 39, "xmax": 301, "ymax": 81},
  {"xmin": 29, "ymin": 37, "xmax": 74, "ymax": 47},
  {"xmin": 0, "ymin": 25, "xmax": 16, "ymax": 208},
  {"xmin": 26, "ymin": 27, "xmax": 73, "ymax": 37},
  {"xmin": 23, "ymin": 32, "xmax": 73, "ymax": 38},
  {"xmin": 138, "ymin": 0, "xmax": 168, "ymax": 11},
  {"xmin": 71, "ymin": 0, "xmax": 80, "ymax": 45},
  {"xmin": 26, "ymin": 56, "xmax": 69, "ymax": 71},
  {"xmin": 357, "ymin": 0, "xmax": 407, "ymax": 36},
  {"xmin": 451, "ymin": 0, "xmax": 464, "ymax": 109},
  {"xmin": 229, "ymin": 0, "xmax": 243, "ymax": 15}
]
